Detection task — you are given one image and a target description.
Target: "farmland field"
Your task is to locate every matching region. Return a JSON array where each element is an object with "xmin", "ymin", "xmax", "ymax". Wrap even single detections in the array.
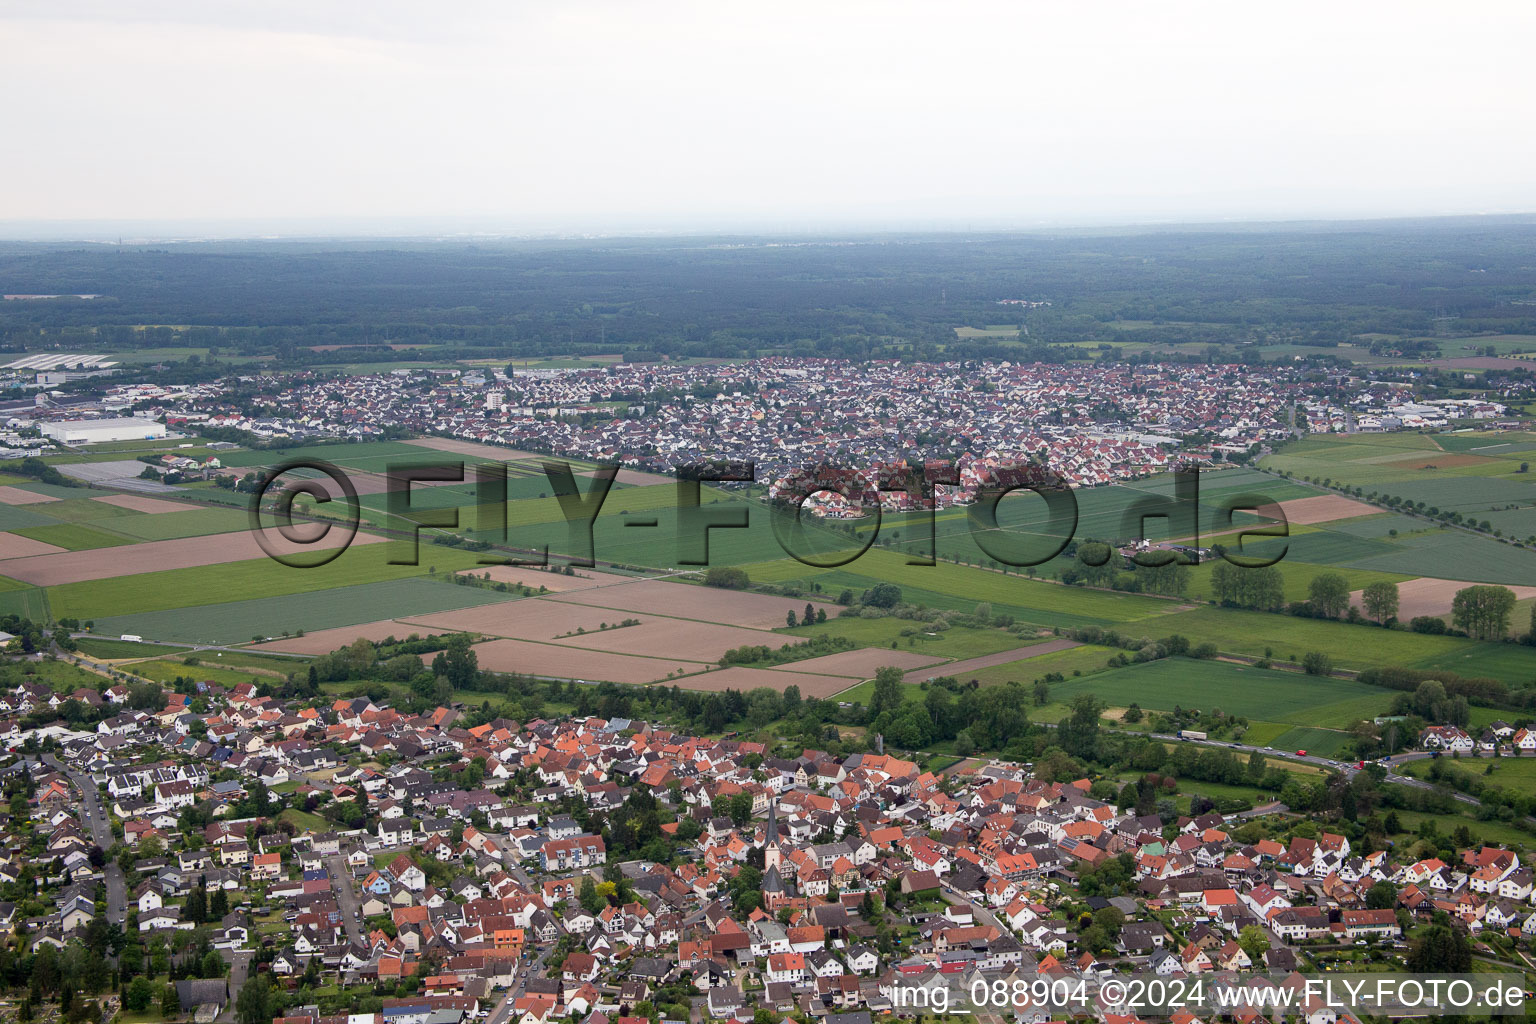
[
  {"xmin": 1150, "ymin": 604, "xmax": 1526, "ymax": 672},
  {"xmin": 102, "ymin": 507, "xmax": 251, "ymax": 541},
  {"xmin": 55, "ymin": 543, "xmax": 494, "ymax": 626},
  {"xmin": 680, "ymin": 664, "xmax": 855, "ymax": 698},
  {"xmin": 545, "ymin": 578, "xmax": 838, "ymax": 629},
  {"xmin": 0, "ymin": 530, "xmax": 387, "ymax": 586},
  {"xmin": 88, "ymin": 574, "xmax": 520, "ymax": 646},
  {"xmin": 964, "ymin": 643, "xmax": 1126, "ymax": 687},
  {"xmin": 0, "ymin": 502, "xmax": 59, "ymax": 531},
  {"xmin": 901, "ymin": 640, "xmax": 1075, "ymax": 682},
  {"xmin": 9, "ymin": 523, "xmax": 135, "ymax": 551},
  {"xmin": 73, "ymin": 637, "xmax": 185, "ymax": 659},
  {"xmin": 0, "ymin": 586, "xmax": 49, "ymax": 620},
  {"xmin": 0, "ymin": 484, "xmax": 58, "ymax": 506},
  {"xmin": 1040, "ymin": 658, "xmax": 1389, "ymax": 722},
  {"xmin": 0, "ymin": 532, "xmax": 66, "ymax": 558},
  {"xmin": 472, "ymin": 636, "xmax": 708, "ymax": 684},
  {"xmin": 784, "ymin": 615, "xmax": 1049, "ymax": 660}
]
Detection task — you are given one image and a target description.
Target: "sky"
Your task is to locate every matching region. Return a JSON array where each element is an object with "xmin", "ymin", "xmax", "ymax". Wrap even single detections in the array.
[{"xmin": 3, "ymin": 0, "xmax": 1535, "ymax": 236}]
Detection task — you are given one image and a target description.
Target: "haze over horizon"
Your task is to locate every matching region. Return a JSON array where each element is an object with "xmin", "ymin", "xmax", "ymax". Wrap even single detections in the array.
[{"xmin": 3, "ymin": 0, "xmax": 1535, "ymax": 238}]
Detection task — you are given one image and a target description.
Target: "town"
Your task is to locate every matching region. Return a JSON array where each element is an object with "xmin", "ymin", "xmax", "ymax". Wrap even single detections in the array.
[{"xmin": 0, "ymin": 650, "xmax": 1530, "ymax": 1024}]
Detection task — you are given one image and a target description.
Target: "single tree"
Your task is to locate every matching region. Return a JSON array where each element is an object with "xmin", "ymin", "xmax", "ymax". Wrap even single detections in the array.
[{"xmin": 1361, "ymin": 580, "xmax": 1399, "ymax": 624}]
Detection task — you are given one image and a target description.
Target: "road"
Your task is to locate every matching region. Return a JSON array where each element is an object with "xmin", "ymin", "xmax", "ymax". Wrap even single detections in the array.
[
  {"xmin": 69, "ymin": 633, "xmax": 312, "ymax": 661},
  {"xmin": 1138, "ymin": 732, "xmax": 1536, "ymax": 823},
  {"xmin": 216, "ymin": 950, "xmax": 252, "ymax": 1023},
  {"xmin": 938, "ymin": 878, "xmax": 1007, "ymax": 935},
  {"xmin": 324, "ymin": 854, "xmax": 368, "ymax": 945},
  {"xmin": 487, "ymin": 942, "xmax": 552, "ymax": 1024},
  {"xmin": 43, "ymin": 754, "xmax": 127, "ymax": 925}
]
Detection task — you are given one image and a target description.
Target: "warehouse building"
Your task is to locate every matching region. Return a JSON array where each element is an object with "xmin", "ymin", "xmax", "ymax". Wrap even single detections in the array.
[{"xmin": 40, "ymin": 416, "xmax": 168, "ymax": 445}]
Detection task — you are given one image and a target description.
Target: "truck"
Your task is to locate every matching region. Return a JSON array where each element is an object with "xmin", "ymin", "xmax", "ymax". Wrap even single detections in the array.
[
  {"xmin": 1178, "ymin": 730, "xmax": 1207, "ymax": 741},
  {"xmin": 120, "ymin": 634, "xmax": 143, "ymax": 643}
]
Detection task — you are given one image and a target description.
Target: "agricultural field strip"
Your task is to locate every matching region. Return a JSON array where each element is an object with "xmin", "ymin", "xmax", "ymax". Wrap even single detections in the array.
[
  {"xmin": 896, "ymin": 639, "xmax": 1077, "ymax": 683},
  {"xmin": 392, "ymin": 589, "xmax": 873, "ymax": 675}
]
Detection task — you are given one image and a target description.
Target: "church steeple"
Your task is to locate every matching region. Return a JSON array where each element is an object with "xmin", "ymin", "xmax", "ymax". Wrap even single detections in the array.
[{"xmin": 764, "ymin": 798, "xmax": 781, "ymax": 872}]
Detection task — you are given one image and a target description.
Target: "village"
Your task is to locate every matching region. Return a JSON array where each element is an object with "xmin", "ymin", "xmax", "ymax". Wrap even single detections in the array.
[{"xmin": 1, "ymin": 664, "xmax": 1532, "ymax": 1024}]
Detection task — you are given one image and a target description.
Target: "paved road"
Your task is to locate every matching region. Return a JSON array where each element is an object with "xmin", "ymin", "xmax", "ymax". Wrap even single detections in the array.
[
  {"xmin": 216, "ymin": 950, "xmax": 252, "ymax": 1023},
  {"xmin": 488, "ymin": 943, "xmax": 551, "ymax": 1024},
  {"xmin": 1139, "ymin": 732, "xmax": 1536, "ymax": 823},
  {"xmin": 69, "ymin": 633, "xmax": 312, "ymax": 660},
  {"xmin": 43, "ymin": 754, "xmax": 126, "ymax": 925},
  {"xmin": 324, "ymin": 854, "xmax": 367, "ymax": 945}
]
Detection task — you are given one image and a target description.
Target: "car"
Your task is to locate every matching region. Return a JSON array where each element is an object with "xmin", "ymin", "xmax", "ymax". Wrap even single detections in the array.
[{"xmin": 1296, "ymin": 749, "xmax": 1308, "ymax": 756}]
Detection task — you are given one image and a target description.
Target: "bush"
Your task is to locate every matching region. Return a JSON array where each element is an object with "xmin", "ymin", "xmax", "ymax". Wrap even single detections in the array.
[
  {"xmin": 1301, "ymin": 651, "xmax": 1333, "ymax": 676},
  {"xmin": 1409, "ymin": 616, "xmax": 1448, "ymax": 634},
  {"xmin": 704, "ymin": 567, "xmax": 750, "ymax": 590}
]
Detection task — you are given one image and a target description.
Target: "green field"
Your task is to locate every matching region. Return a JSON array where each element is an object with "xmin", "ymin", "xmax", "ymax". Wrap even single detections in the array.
[
  {"xmin": 215, "ymin": 439, "xmax": 436, "ymax": 470},
  {"xmin": 30, "ymin": 497, "xmax": 139, "ymax": 523},
  {"xmin": 130, "ymin": 658, "xmax": 286, "ymax": 687},
  {"xmin": 88, "ymin": 574, "xmax": 522, "ymax": 645},
  {"xmin": 0, "ymin": 502, "xmax": 58, "ymax": 531},
  {"xmin": 45, "ymin": 539, "xmax": 500, "ymax": 621},
  {"xmin": 103, "ymin": 507, "xmax": 251, "ymax": 541},
  {"xmin": 783, "ymin": 615, "xmax": 1046, "ymax": 660},
  {"xmin": 1149, "ymin": 604, "xmax": 1522, "ymax": 673},
  {"xmin": 965, "ymin": 643, "xmax": 1127, "ymax": 688},
  {"xmin": 1264, "ymin": 726, "xmax": 1353, "ymax": 757},
  {"xmin": 11, "ymin": 522, "xmax": 135, "ymax": 550},
  {"xmin": 1183, "ymin": 557, "xmax": 1409, "ymax": 605},
  {"xmin": 73, "ymin": 637, "xmax": 184, "ymax": 659},
  {"xmin": 1036, "ymin": 658, "xmax": 1390, "ymax": 722},
  {"xmin": 1259, "ymin": 432, "xmax": 1536, "ymax": 583},
  {"xmin": 0, "ymin": 587, "xmax": 49, "ymax": 620}
]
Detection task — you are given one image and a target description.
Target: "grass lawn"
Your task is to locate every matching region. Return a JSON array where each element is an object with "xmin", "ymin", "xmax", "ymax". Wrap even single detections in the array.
[
  {"xmin": 0, "ymin": 657, "xmax": 107, "ymax": 692},
  {"xmin": 1390, "ymin": 809, "xmax": 1534, "ymax": 852},
  {"xmin": 1265, "ymin": 725, "xmax": 1354, "ymax": 757},
  {"xmin": 129, "ymin": 658, "xmax": 284, "ymax": 687},
  {"xmin": 278, "ymin": 808, "xmax": 329, "ymax": 834}
]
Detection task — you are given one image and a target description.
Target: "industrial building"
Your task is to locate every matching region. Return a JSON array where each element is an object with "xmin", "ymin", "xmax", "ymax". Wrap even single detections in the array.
[{"xmin": 40, "ymin": 416, "xmax": 168, "ymax": 445}]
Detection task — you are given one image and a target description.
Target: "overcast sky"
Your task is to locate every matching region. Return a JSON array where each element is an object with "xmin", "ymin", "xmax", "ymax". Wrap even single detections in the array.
[{"xmin": 3, "ymin": 0, "xmax": 1535, "ymax": 236}]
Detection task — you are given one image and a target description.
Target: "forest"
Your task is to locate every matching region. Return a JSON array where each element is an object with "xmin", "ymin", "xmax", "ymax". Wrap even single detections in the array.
[{"xmin": 3, "ymin": 216, "xmax": 1536, "ymax": 369}]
